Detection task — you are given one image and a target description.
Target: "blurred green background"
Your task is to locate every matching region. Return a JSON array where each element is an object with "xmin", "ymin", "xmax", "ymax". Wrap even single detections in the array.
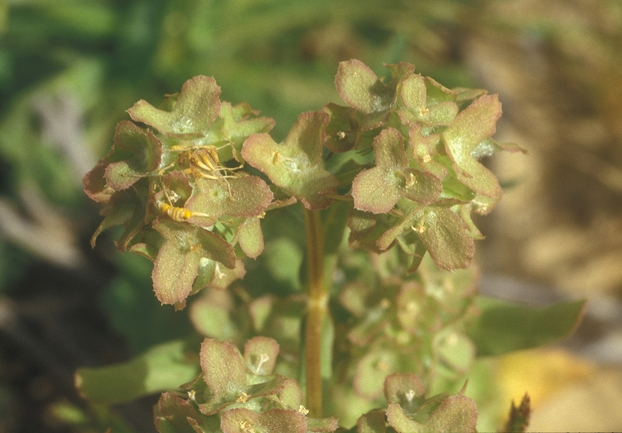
[{"xmin": 1, "ymin": 0, "xmax": 622, "ymax": 431}]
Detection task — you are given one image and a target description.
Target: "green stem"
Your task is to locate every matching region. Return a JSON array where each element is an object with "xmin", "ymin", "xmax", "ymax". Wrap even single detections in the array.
[{"xmin": 303, "ymin": 207, "xmax": 327, "ymax": 417}]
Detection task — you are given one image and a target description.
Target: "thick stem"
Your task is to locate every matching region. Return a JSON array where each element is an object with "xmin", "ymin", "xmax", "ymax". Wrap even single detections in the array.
[{"xmin": 303, "ymin": 207, "xmax": 327, "ymax": 417}]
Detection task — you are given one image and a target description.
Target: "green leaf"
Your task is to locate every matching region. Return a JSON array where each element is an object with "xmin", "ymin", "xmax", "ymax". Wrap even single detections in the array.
[
  {"xmin": 190, "ymin": 290, "xmax": 239, "ymax": 342},
  {"xmin": 399, "ymin": 75, "xmax": 458, "ymax": 127},
  {"xmin": 88, "ymin": 192, "xmax": 135, "ymax": 247},
  {"xmin": 422, "ymin": 394, "xmax": 477, "ymax": 432},
  {"xmin": 306, "ymin": 416, "xmax": 339, "ymax": 432},
  {"xmin": 354, "ymin": 349, "xmax": 400, "ymax": 400},
  {"xmin": 199, "ymin": 339, "xmax": 247, "ymax": 414},
  {"xmin": 83, "ymin": 161, "xmax": 114, "ymax": 203},
  {"xmin": 161, "ymin": 170, "xmax": 194, "ymax": 205},
  {"xmin": 195, "ymin": 258, "xmax": 246, "ymax": 292},
  {"xmin": 238, "ymin": 217, "xmax": 265, "ymax": 259},
  {"xmin": 442, "ymin": 95, "xmax": 503, "ymax": 203},
  {"xmin": 128, "ymin": 76, "xmax": 222, "ymax": 138},
  {"xmin": 352, "ymin": 128, "xmax": 406, "ymax": 213},
  {"xmin": 186, "ymin": 176, "xmax": 273, "ymax": 219},
  {"xmin": 415, "ymin": 206, "xmax": 474, "ymax": 270},
  {"xmin": 400, "ymin": 74, "xmax": 427, "ymax": 110},
  {"xmin": 335, "ymin": 59, "xmax": 392, "ymax": 114},
  {"xmin": 466, "ymin": 296, "xmax": 587, "ymax": 357},
  {"xmin": 105, "ymin": 121, "xmax": 163, "ymax": 191},
  {"xmin": 245, "ymin": 375, "xmax": 287, "ymax": 400},
  {"xmin": 386, "ymin": 404, "xmax": 421, "ymax": 432},
  {"xmin": 220, "ymin": 408, "xmax": 306, "ymax": 433},
  {"xmin": 386, "ymin": 395, "xmax": 477, "ymax": 433},
  {"xmin": 220, "ymin": 101, "xmax": 276, "ymax": 149},
  {"xmin": 339, "ymin": 282, "xmax": 369, "ymax": 318},
  {"xmin": 323, "ymin": 103, "xmax": 359, "ymax": 152},
  {"xmin": 273, "ymin": 378, "xmax": 303, "ymax": 410},
  {"xmin": 352, "ymin": 128, "xmax": 441, "ymax": 214},
  {"xmin": 395, "ymin": 282, "xmax": 425, "ymax": 334},
  {"xmin": 154, "ymin": 392, "xmax": 211, "ymax": 433},
  {"xmin": 435, "ymin": 330, "xmax": 475, "ymax": 374},
  {"xmin": 348, "ymin": 210, "xmax": 399, "ymax": 253},
  {"xmin": 356, "ymin": 410, "xmax": 387, "ymax": 433},
  {"xmin": 383, "ymin": 373, "xmax": 426, "ymax": 411},
  {"xmin": 152, "ymin": 219, "xmax": 235, "ymax": 305},
  {"xmin": 407, "ymin": 126, "xmax": 447, "ymax": 179},
  {"xmin": 242, "ymin": 111, "xmax": 338, "ymax": 209},
  {"xmin": 75, "ymin": 340, "xmax": 199, "ymax": 404},
  {"xmin": 113, "ymin": 180, "xmax": 152, "ymax": 252},
  {"xmin": 244, "ymin": 336, "xmax": 280, "ymax": 376}
]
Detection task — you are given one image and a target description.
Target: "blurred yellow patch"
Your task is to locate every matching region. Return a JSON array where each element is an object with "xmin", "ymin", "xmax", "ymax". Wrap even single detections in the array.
[{"xmin": 497, "ymin": 347, "xmax": 595, "ymax": 408}]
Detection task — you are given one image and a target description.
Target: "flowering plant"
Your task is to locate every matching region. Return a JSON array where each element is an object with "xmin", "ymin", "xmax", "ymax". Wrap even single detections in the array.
[{"xmin": 80, "ymin": 59, "xmax": 585, "ymax": 432}]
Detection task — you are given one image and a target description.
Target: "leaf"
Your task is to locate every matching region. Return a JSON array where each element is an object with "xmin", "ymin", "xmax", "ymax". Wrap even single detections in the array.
[
  {"xmin": 154, "ymin": 392, "xmax": 210, "ymax": 433},
  {"xmin": 348, "ymin": 210, "xmax": 399, "ymax": 253},
  {"xmin": 306, "ymin": 416, "xmax": 339, "ymax": 432},
  {"xmin": 204, "ymin": 258, "xmax": 246, "ymax": 290},
  {"xmin": 113, "ymin": 180, "xmax": 152, "ymax": 252},
  {"xmin": 238, "ymin": 217, "xmax": 264, "ymax": 259},
  {"xmin": 400, "ymin": 75, "xmax": 427, "ymax": 113},
  {"xmin": 186, "ymin": 176, "xmax": 273, "ymax": 219},
  {"xmin": 244, "ymin": 336, "xmax": 279, "ymax": 375},
  {"xmin": 466, "ymin": 296, "xmax": 587, "ymax": 357},
  {"xmin": 190, "ymin": 290, "xmax": 239, "ymax": 341},
  {"xmin": 435, "ymin": 330, "xmax": 475, "ymax": 373},
  {"xmin": 245, "ymin": 375, "xmax": 287, "ymax": 400},
  {"xmin": 407, "ymin": 126, "xmax": 447, "ymax": 179},
  {"xmin": 242, "ymin": 111, "xmax": 338, "ymax": 209},
  {"xmin": 128, "ymin": 76, "xmax": 221, "ymax": 137},
  {"xmin": 152, "ymin": 219, "xmax": 235, "ymax": 305},
  {"xmin": 422, "ymin": 395, "xmax": 477, "ymax": 432},
  {"xmin": 356, "ymin": 410, "xmax": 387, "ymax": 433},
  {"xmin": 354, "ymin": 349, "xmax": 400, "ymax": 400},
  {"xmin": 323, "ymin": 103, "xmax": 359, "ymax": 152},
  {"xmin": 352, "ymin": 128, "xmax": 442, "ymax": 214},
  {"xmin": 273, "ymin": 378, "xmax": 303, "ymax": 410},
  {"xmin": 384, "ymin": 373, "xmax": 426, "ymax": 411},
  {"xmin": 220, "ymin": 408, "xmax": 306, "ymax": 433},
  {"xmin": 161, "ymin": 170, "xmax": 194, "ymax": 204},
  {"xmin": 395, "ymin": 282, "xmax": 425, "ymax": 334},
  {"xmin": 339, "ymin": 282, "xmax": 370, "ymax": 318},
  {"xmin": 89, "ymin": 192, "xmax": 135, "ymax": 247},
  {"xmin": 83, "ymin": 161, "xmax": 114, "ymax": 203},
  {"xmin": 351, "ymin": 128, "xmax": 406, "ymax": 213},
  {"xmin": 399, "ymin": 75, "xmax": 458, "ymax": 127},
  {"xmin": 104, "ymin": 121, "xmax": 163, "ymax": 191},
  {"xmin": 151, "ymin": 234, "xmax": 200, "ymax": 304},
  {"xmin": 386, "ymin": 395, "xmax": 477, "ymax": 433},
  {"xmin": 415, "ymin": 206, "xmax": 474, "ymax": 270},
  {"xmin": 442, "ymin": 95, "xmax": 503, "ymax": 202},
  {"xmin": 220, "ymin": 101, "xmax": 276, "ymax": 149},
  {"xmin": 75, "ymin": 340, "xmax": 199, "ymax": 404},
  {"xmin": 335, "ymin": 59, "xmax": 393, "ymax": 114},
  {"xmin": 386, "ymin": 404, "xmax": 421, "ymax": 432},
  {"xmin": 199, "ymin": 339, "xmax": 247, "ymax": 414}
]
